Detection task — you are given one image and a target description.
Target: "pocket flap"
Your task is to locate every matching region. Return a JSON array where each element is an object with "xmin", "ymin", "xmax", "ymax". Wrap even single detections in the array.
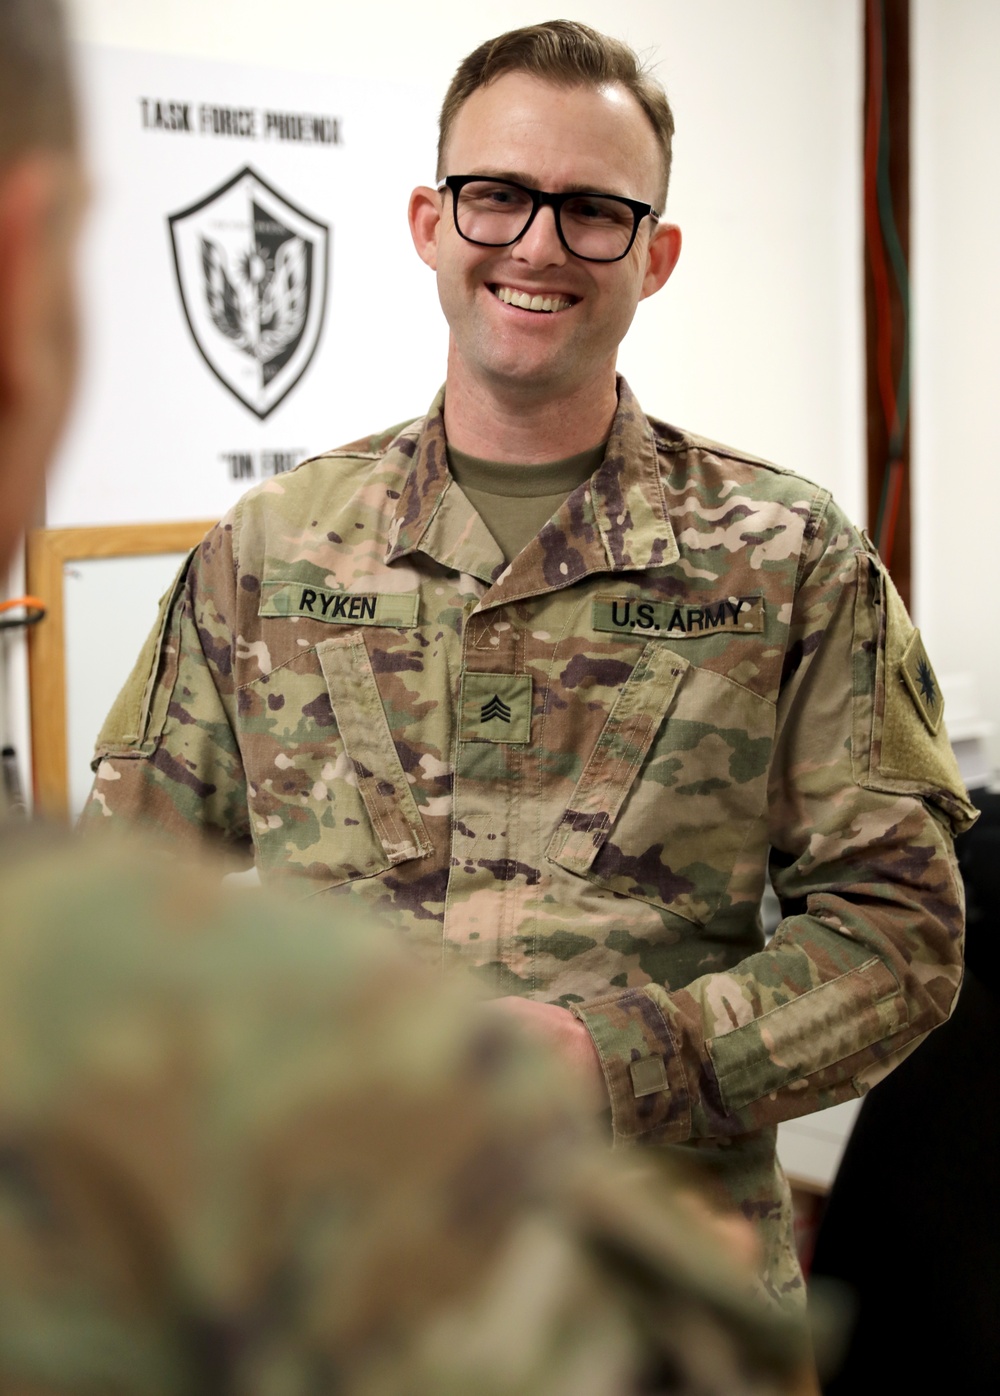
[
  {"xmin": 317, "ymin": 632, "xmax": 432, "ymax": 864},
  {"xmin": 547, "ymin": 645, "xmax": 689, "ymax": 873},
  {"xmin": 707, "ymin": 957, "xmax": 906, "ymax": 1113}
]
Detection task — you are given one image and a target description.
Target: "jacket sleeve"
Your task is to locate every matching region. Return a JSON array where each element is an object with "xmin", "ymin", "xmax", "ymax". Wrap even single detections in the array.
[
  {"xmin": 572, "ymin": 498, "xmax": 979, "ymax": 1145},
  {"xmin": 79, "ymin": 514, "xmax": 252, "ymax": 861}
]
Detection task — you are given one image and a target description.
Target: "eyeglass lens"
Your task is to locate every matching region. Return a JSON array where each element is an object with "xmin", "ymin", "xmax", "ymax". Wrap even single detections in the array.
[{"xmin": 454, "ymin": 181, "xmax": 636, "ymax": 260}]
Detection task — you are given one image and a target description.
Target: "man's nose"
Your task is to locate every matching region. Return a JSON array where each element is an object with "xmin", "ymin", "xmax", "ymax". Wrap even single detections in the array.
[{"xmin": 513, "ymin": 203, "xmax": 568, "ymax": 265}]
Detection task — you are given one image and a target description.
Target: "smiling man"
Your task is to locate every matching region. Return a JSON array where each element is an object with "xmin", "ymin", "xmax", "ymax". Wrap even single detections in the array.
[
  {"xmin": 412, "ymin": 69, "xmax": 679, "ymax": 458},
  {"xmin": 85, "ymin": 20, "xmax": 976, "ymax": 1311}
]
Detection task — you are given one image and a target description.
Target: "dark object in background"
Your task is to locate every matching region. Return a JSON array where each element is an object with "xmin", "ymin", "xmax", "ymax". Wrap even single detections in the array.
[
  {"xmin": 957, "ymin": 789, "xmax": 1000, "ymax": 990},
  {"xmin": 811, "ymin": 789, "xmax": 1000, "ymax": 1394}
]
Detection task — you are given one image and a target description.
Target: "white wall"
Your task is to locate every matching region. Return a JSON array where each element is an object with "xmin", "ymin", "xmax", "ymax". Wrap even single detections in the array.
[
  {"xmin": 7, "ymin": 0, "xmax": 877, "ymax": 804},
  {"xmin": 36, "ymin": 1, "xmax": 1000, "ymax": 785},
  {"xmin": 62, "ymin": 0, "xmax": 865, "ymax": 510},
  {"xmin": 914, "ymin": 0, "xmax": 1000, "ymax": 772},
  {"xmin": 14, "ymin": 3, "xmax": 989, "ymax": 801}
]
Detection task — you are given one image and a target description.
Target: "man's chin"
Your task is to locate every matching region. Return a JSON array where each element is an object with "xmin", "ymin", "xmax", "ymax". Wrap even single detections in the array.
[{"xmin": 471, "ymin": 348, "xmax": 584, "ymax": 399}]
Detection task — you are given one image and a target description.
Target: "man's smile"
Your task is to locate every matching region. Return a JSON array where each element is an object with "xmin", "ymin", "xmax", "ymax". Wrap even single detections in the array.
[{"xmin": 488, "ymin": 283, "xmax": 578, "ymax": 313}]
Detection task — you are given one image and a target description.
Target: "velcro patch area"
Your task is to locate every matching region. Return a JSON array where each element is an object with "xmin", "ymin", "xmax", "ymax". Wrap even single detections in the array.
[{"xmin": 630, "ymin": 1056, "xmax": 669, "ymax": 1098}]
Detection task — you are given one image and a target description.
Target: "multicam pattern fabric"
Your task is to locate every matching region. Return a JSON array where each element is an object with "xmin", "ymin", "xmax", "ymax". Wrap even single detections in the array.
[
  {"xmin": 0, "ymin": 827, "xmax": 805, "ymax": 1394},
  {"xmin": 85, "ymin": 375, "xmax": 977, "ymax": 1307}
]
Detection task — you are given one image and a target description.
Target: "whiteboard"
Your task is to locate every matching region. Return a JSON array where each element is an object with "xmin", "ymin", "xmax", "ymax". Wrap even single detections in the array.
[{"xmin": 64, "ymin": 551, "xmax": 189, "ymax": 820}]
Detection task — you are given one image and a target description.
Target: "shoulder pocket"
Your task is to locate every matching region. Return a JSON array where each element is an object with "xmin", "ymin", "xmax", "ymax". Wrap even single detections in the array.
[
  {"xmin": 852, "ymin": 552, "xmax": 978, "ymax": 834},
  {"xmin": 93, "ymin": 550, "xmax": 196, "ymax": 759}
]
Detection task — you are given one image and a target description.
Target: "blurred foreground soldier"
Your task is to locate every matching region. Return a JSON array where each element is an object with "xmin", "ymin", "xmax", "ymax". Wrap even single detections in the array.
[
  {"xmin": 0, "ymin": 834, "xmax": 809, "ymax": 1395},
  {"xmin": 0, "ymin": 3, "xmax": 809, "ymax": 1392},
  {"xmin": 85, "ymin": 15, "xmax": 977, "ymax": 1313}
]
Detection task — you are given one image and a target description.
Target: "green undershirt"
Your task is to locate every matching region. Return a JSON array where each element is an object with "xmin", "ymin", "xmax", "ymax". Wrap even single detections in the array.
[{"xmin": 446, "ymin": 442, "xmax": 607, "ymax": 563}]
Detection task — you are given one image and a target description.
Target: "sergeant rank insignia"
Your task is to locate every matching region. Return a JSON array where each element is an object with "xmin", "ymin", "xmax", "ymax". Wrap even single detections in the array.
[
  {"xmin": 460, "ymin": 674, "xmax": 532, "ymax": 744},
  {"xmin": 900, "ymin": 629, "xmax": 943, "ymax": 735},
  {"xmin": 168, "ymin": 166, "xmax": 329, "ymax": 419}
]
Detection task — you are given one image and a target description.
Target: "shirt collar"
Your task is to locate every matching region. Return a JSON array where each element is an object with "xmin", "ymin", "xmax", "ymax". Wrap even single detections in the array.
[{"xmin": 384, "ymin": 375, "xmax": 678, "ymax": 597}]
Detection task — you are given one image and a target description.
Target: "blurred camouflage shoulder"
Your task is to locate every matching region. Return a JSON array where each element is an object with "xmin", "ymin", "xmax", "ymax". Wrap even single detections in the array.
[{"xmin": 0, "ymin": 822, "xmax": 806, "ymax": 1394}]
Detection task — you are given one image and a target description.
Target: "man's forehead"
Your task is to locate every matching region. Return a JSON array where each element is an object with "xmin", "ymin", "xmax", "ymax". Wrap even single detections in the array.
[
  {"xmin": 444, "ymin": 73, "xmax": 660, "ymax": 196},
  {"xmin": 449, "ymin": 71, "xmax": 642, "ymax": 131}
]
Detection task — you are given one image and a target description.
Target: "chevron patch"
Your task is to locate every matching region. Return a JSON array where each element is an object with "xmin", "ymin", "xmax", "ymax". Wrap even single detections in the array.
[{"xmin": 460, "ymin": 673, "xmax": 532, "ymax": 744}]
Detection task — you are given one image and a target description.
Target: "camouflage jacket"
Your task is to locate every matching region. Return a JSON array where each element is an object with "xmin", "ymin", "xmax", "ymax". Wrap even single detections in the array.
[
  {"xmin": 85, "ymin": 375, "xmax": 977, "ymax": 1306},
  {"xmin": 0, "ymin": 826, "xmax": 805, "ymax": 1394}
]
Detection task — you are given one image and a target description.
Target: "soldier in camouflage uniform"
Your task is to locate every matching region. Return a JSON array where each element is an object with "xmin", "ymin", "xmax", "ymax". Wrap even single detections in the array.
[
  {"xmin": 85, "ymin": 20, "xmax": 976, "ymax": 1312},
  {"xmin": 0, "ymin": 3, "xmax": 820, "ymax": 1391},
  {"xmin": 1, "ymin": 829, "xmax": 813, "ymax": 1395}
]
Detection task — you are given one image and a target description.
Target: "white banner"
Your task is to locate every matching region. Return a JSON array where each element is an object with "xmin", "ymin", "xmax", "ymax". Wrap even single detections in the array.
[{"xmin": 48, "ymin": 46, "xmax": 445, "ymax": 527}]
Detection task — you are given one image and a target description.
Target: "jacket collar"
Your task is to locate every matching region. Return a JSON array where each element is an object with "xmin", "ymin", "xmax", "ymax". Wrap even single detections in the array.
[{"xmin": 384, "ymin": 375, "xmax": 678, "ymax": 600}]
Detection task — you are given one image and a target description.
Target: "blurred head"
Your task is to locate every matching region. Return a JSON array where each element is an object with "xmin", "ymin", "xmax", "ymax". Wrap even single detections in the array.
[{"xmin": 0, "ymin": 0, "xmax": 86, "ymax": 570}]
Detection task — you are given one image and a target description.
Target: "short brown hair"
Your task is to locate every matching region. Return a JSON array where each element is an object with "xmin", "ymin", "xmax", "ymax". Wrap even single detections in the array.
[
  {"xmin": 0, "ymin": 0, "xmax": 77, "ymax": 171},
  {"xmin": 437, "ymin": 20, "xmax": 674, "ymax": 214}
]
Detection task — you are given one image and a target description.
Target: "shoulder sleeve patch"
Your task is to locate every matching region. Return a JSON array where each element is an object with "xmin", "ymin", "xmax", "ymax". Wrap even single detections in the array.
[
  {"xmin": 900, "ymin": 630, "xmax": 943, "ymax": 736},
  {"xmin": 852, "ymin": 552, "xmax": 978, "ymax": 834},
  {"xmin": 94, "ymin": 550, "xmax": 195, "ymax": 759}
]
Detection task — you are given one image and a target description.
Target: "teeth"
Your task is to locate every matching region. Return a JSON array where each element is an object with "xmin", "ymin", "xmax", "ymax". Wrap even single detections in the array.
[{"xmin": 493, "ymin": 285, "xmax": 573, "ymax": 313}]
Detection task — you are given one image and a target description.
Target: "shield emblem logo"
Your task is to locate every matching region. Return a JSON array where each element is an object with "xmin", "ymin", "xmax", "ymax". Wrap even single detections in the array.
[{"xmin": 168, "ymin": 166, "xmax": 329, "ymax": 419}]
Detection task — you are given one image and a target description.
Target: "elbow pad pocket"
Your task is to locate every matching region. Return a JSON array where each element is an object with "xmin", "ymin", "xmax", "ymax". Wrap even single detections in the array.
[
  {"xmin": 92, "ymin": 550, "xmax": 196, "ymax": 761},
  {"xmin": 851, "ymin": 549, "xmax": 979, "ymax": 835}
]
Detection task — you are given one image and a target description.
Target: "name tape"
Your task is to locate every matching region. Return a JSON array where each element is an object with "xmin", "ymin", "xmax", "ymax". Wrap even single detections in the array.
[
  {"xmin": 260, "ymin": 582, "xmax": 419, "ymax": 627},
  {"xmin": 592, "ymin": 595, "xmax": 764, "ymax": 638}
]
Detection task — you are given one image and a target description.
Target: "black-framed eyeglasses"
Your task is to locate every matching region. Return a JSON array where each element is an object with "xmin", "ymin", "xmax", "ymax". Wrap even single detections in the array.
[{"xmin": 438, "ymin": 175, "xmax": 660, "ymax": 264}]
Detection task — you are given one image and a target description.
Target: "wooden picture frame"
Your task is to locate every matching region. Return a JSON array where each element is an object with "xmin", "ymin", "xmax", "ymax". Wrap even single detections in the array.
[{"xmin": 26, "ymin": 520, "xmax": 217, "ymax": 819}]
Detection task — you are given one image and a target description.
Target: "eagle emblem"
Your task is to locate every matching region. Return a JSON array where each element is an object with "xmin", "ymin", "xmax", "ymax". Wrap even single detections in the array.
[{"xmin": 169, "ymin": 167, "xmax": 329, "ymax": 419}]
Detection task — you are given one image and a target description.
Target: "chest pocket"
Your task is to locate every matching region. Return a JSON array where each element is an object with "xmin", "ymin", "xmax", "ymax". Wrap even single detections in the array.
[
  {"xmin": 546, "ymin": 644, "xmax": 775, "ymax": 925},
  {"xmin": 242, "ymin": 630, "xmax": 431, "ymax": 892}
]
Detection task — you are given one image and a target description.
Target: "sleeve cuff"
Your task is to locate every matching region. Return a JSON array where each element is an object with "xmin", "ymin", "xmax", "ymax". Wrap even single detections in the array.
[{"xmin": 571, "ymin": 987, "xmax": 692, "ymax": 1145}]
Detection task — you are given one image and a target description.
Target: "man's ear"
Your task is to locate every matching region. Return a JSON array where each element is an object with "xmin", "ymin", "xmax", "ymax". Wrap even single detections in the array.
[
  {"xmin": 639, "ymin": 221, "xmax": 682, "ymax": 302},
  {"xmin": 408, "ymin": 185, "xmax": 443, "ymax": 271}
]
